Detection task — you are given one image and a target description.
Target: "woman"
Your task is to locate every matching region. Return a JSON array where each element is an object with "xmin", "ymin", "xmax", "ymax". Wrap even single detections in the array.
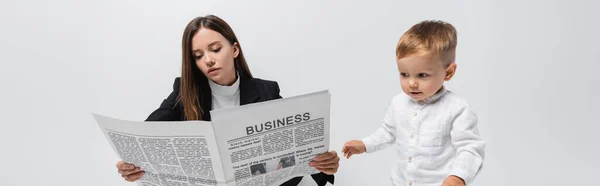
[{"xmin": 115, "ymin": 15, "xmax": 339, "ymax": 186}]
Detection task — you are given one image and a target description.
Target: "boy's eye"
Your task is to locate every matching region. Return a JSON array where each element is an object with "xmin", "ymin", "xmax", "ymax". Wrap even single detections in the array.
[
  {"xmin": 418, "ymin": 73, "xmax": 429, "ymax": 78},
  {"xmin": 400, "ymin": 73, "xmax": 408, "ymax": 77}
]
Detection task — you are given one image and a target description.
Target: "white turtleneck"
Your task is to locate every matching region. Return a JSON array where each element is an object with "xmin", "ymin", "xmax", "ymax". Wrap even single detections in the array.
[{"xmin": 208, "ymin": 74, "xmax": 240, "ymax": 110}]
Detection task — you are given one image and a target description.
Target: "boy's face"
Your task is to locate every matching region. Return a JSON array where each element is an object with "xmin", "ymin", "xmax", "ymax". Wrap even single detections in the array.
[{"xmin": 396, "ymin": 54, "xmax": 456, "ymax": 101}]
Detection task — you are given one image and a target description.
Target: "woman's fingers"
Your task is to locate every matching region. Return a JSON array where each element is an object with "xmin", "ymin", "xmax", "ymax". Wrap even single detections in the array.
[
  {"xmin": 117, "ymin": 161, "xmax": 144, "ymax": 182},
  {"xmin": 311, "ymin": 154, "xmax": 340, "ymax": 166},
  {"xmin": 313, "ymin": 151, "xmax": 337, "ymax": 161},
  {"xmin": 122, "ymin": 171, "xmax": 145, "ymax": 182},
  {"xmin": 116, "ymin": 161, "xmax": 134, "ymax": 170},
  {"xmin": 118, "ymin": 167, "xmax": 142, "ymax": 176}
]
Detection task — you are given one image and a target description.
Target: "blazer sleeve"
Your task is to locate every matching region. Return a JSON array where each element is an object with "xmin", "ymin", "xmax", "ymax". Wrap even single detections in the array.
[
  {"xmin": 270, "ymin": 81, "xmax": 335, "ymax": 186},
  {"xmin": 145, "ymin": 77, "xmax": 183, "ymax": 121},
  {"xmin": 273, "ymin": 81, "xmax": 283, "ymax": 99}
]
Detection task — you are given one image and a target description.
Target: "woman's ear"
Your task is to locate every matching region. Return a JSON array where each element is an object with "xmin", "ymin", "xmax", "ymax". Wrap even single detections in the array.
[
  {"xmin": 233, "ymin": 42, "xmax": 240, "ymax": 58},
  {"xmin": 444, "ymin": 63, "xmax": 457, "ymax": 81}
]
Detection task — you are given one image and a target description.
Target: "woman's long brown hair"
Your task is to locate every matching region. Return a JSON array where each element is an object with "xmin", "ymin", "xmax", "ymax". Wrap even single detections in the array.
[{"xmin": 179, "ymin": 15, "xmax": 252, "ymax": 120}]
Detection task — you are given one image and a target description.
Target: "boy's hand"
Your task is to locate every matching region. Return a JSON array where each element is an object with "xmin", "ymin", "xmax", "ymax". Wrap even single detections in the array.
[
  {"xmin": 441, "ymin": 175, "xmax": 465, "ymax": 186},
  {"xmin": 341, "ymin": 140, "xmax": 366, "ymax": 159}
]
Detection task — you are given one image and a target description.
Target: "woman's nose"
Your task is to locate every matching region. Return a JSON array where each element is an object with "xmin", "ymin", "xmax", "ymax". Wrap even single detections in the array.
[{"xmin": 204, "ymin": 54, "xmax": 215, "ymax": 67}]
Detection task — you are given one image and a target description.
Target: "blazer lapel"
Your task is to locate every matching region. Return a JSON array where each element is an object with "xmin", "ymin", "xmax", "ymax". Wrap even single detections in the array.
[{"xmin": 239, "ymin": 71, "xmax": 260, "ymax": 105}]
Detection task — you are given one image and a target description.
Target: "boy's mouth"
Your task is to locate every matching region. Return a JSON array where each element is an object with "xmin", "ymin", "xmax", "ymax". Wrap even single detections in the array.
[{"xmin": 409, "ymin": 92, "xmax": 423, "ymax": 95}]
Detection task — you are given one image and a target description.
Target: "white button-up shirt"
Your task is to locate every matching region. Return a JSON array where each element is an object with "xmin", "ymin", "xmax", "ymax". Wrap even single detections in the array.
[{"xmin": 362, "ymin": 88, "xmax": 485, "ymax": 186}]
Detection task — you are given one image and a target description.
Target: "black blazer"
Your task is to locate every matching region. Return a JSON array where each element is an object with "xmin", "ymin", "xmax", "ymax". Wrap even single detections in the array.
[{"xmin": 145, "ymin": 74, "xmax": 335, "ymax": 186}]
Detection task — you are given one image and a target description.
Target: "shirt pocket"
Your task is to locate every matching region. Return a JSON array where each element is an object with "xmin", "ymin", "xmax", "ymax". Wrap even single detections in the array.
[{"xmin": 418, "ymin": 129, "xmax": 442, "ymax": 147}]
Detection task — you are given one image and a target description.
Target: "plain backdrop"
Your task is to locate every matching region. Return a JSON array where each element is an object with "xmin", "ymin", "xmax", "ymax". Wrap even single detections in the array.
[{"xmin": 1, "ymin": 0, "xmax": 599, "ymax": 185}]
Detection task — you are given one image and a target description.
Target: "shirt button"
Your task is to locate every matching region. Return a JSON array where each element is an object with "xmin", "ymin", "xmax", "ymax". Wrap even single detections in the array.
[
  {"xmin": 410, "ymin": 134, "xmax": 415, "ymax": 139},
  {"xmin": 408, "ymin": 181, "xmax": 412, "ymax": 186},
  {"xmin": 408, "ymin": 157, "xmax": 412, "ymax": 163},
  {"xmin": 413, "ymin": 112, "xmax": 417, "ymax": 116}
]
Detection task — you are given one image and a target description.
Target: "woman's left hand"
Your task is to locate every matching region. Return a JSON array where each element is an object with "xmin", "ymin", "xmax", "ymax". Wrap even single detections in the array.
[{"xmin": 309, "ymin": 151, "xmax": 340, "ymax": 175}]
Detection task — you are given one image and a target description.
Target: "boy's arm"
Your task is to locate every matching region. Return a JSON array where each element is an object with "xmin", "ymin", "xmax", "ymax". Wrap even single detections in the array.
[
  {"xmin": 361, "ymin": 101, "xmax": 397, "ymax": 153},
  {"xmin": 448, "ymin": 103, "xmax": 486, "ymax": 185}
]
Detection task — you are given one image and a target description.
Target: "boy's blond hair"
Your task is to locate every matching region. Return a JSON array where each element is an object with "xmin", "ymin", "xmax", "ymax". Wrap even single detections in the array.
[{"xmin": 396, "ymin": 20, "xmax": 457, "ymax": 66}]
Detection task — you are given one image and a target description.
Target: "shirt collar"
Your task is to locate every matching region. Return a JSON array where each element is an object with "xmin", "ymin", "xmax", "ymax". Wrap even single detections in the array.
[{"xmin": 414, "ymin": 86, "xmax": 447, "ymax": 105}]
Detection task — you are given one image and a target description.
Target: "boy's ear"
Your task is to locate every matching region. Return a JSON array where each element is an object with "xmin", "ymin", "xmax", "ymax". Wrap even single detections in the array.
[
  {"xmin": 444, "ymin": 63, "xmax": 457, "ymax": 81},
  {"xmin": 233, "ymin": 42, "xmax": 240, "ymax": 58}
]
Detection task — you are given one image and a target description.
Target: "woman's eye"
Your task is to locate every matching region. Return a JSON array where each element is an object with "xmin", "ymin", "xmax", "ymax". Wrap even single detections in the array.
[{"xmin": 212, "ymin": 48, "xmax": 221, "ymax": 52}]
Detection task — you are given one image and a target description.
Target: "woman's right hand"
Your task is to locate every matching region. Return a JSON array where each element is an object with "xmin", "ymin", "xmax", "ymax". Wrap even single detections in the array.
[{"xmin": 116, "ymin": 161, "xmax": 145, "ymax": 182}]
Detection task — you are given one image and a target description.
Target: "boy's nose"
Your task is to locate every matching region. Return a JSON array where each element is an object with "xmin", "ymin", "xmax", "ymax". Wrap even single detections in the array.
[{"xmin": 409, "ymin": 80, "xmax": 418, "ymax": 88}]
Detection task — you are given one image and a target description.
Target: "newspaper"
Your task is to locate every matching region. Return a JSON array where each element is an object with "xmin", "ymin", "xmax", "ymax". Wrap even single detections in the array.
[{"xmin": 93, "ymin": 90, "xmax": 331, "ymax": 186}]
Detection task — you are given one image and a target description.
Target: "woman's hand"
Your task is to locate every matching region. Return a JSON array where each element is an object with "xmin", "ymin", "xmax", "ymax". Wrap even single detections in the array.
[
  {"xmin": 309, "ymin": 151, "xmax": 340, "ymax": 175},
  {"xmin": 116, "ymin": 161, "xmax": 145, "ymax": 182}
]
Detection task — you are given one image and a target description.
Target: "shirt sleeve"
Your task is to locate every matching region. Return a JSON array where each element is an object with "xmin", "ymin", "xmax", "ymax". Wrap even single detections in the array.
[
  {"xmin": 447, "ymin": 103, "xmax": 486, "ymax": 185},
  {"xmin": 362, "ymin": 100, "xmax": 397, "ymax": 153}
]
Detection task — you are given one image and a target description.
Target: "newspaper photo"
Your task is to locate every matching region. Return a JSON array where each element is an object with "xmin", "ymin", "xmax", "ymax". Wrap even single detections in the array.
[{"xmin": 92, "ymin": 90, "xmax": 331, "ymax": 186}]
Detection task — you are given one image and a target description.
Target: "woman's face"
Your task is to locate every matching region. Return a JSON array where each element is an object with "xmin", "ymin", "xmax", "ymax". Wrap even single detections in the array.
[{"xmin": 191, "ymin": 27, "xmax": 239, "ymax": 85}]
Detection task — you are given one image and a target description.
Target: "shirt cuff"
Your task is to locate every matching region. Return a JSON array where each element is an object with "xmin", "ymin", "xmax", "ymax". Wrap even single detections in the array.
[
  {"xmin": 448, "ymin": 169, "xmax": 472, "ymax": 185},
  {"xmin": 361, "ymin": 137, "xmax": 377, "ymax": 153}
]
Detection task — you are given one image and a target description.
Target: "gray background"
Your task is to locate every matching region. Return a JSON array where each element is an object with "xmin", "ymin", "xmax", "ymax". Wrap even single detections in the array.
[{"xmin": 1, "ymin": 0, "xmax": 598, "ymax": 185}]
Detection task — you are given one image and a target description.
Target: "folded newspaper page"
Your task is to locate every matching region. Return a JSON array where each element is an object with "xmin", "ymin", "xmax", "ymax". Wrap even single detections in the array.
[
  {"xmin": 93, "ymin": 90, "xmax": 331, "ymax": 186},
  {"xmin": 92, "ymin": 114, "xmax": 226, "ymax": 185}
]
